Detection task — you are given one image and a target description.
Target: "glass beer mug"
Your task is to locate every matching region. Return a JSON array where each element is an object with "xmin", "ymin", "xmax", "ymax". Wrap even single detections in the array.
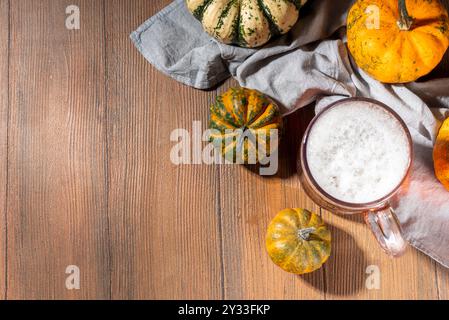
[{"xmin": 297, "ymin": 98, "xmax": 413, "ymax": 257}]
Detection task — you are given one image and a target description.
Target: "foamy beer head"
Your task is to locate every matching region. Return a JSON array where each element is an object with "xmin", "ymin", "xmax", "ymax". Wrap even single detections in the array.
[{"xmin": 305, "ymin": 100, "xmax": 411, "ymax": 204}]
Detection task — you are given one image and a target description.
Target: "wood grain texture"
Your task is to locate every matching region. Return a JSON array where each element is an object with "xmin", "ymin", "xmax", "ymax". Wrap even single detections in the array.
[
  {"xmin": 217, "ymin": 82, "xmax": 325, "ymax": 300},
  {"xmin": 2, "ymin": 0, "xmax": 449, "ymax": 300},
  {"xmin": 105, "ymin": 0, "xmax": 222, "ymax": 299},
  {"xmin": 0, "ymin": 0, "xmax": 9, "ymax": 300},
  {"xmin": 7, "ymin": 0, "xmax": 110, "ymax": 299},
  {"xmin": 323, "ymin": 212, "xmax": 439, "ymax": 300},
  {"xmin": 437, "ymin": 263, "xmax": 449, "ymax": 299}
]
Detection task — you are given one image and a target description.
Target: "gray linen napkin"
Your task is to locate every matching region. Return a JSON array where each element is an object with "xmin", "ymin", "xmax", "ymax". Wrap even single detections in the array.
[{"xmin": 131, "ymin": 0, "xmax": 449, "ymax": 267}]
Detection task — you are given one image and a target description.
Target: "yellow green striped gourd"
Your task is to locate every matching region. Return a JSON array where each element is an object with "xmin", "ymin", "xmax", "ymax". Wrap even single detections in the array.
[
  {"xmin": 266, "ymin": 208, "xmax": 331, "ymax": 275},
  {"xmin": 209, "ymin": 87, "xmax": 282, "ymax": 164},
  {"xmin": 186, "ymin": 0, "xmax": 308, "ymax": 48}
]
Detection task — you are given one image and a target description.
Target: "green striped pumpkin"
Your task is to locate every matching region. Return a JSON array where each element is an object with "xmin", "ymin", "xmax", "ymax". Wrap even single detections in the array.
[
  {"xmin": 186, "ymin": 0, "xmax": 308, "ymax": 48},
  {"xmin": 266, "ymin": 208, "xmax": 331, "ymax": 275},
  {"xmin": 209, "ymin": 87, "xmax": 283, "ymax": 164}
]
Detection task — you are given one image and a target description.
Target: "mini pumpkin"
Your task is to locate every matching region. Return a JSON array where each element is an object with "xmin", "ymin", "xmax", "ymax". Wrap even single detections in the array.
[
  {"xmin": 266, "ymin": 208, "xmax": 331, "ymax": 275},
  {"xmin": 186, "ymin": 0, "xmax": 308, "ymax": 48},
  {"xmin": 347, "ymin": 0, "xmax": 449, "ymax": 83},
  {"xmin": 209, "ymin": 87, "xmax": 282, "ymax": 164},
  {"xmin": 434, "ymin": 117, "xmax": 449, "ymax": 191}
]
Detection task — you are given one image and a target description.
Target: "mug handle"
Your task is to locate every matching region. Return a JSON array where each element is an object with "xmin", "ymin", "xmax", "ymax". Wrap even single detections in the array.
[{"xmin": 364, "ymin": 207, "xmax": 407, "ymax": 257}]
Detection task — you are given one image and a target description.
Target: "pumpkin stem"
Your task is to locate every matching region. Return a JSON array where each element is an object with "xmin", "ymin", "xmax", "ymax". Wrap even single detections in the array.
[
  {"xmin": 298, "ymin": 227, "xmax": 316, "ymax": 241},
  {"xmin": 397, "ymin": 0, "xmax": 414, "ymax": 31}
]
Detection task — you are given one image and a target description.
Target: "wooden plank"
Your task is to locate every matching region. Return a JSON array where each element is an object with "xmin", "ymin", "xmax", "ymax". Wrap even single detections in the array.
[
  {"xmin": 278, "ymin": 107, "xmax": 326, "ymax": 299},
  {"xmin": 218, "ymin": 81, "xmax": 325, "ymax": 299},
  {"xmin": 7, "ymin": 0, "xmax": 109, "ymax": 299},
  {"xmin": 105, "ymin": 0, "xmax": 222, "ymax": 299},
  {"xmin": 437, "ymin": 264, "xmax": 449, "ymax": 300},
  {"xmin": 0, "ymin": 0, "xmax": 9, "ymax": 300},
  {"xmin": 323, "ymin": 211, "xmax": 439, "ymax": 299}
]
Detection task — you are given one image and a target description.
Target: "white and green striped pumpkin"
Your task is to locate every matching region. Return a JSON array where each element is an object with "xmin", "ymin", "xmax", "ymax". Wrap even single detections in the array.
[{"xmin": 186, "ymin": 0, "xmax": 308, "ymax": 48}]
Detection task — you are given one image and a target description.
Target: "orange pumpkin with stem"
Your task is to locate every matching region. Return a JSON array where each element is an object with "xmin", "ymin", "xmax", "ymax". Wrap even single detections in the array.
[{"xmin": 347, "ymin": 0, "xmax": 449, "ymax": 83}]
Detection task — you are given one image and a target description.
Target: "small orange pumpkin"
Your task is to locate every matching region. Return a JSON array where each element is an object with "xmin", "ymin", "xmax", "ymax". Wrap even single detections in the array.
[
  {"xmin": 434, "ymin": 117, "xmax": 449, "ymax": 191},
  {"xmin": 347, "ymin": 0, "xmax": 449, "ymax": 83}
]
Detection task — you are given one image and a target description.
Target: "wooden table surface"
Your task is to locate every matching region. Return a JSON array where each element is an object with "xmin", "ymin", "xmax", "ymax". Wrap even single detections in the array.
[{"xmin": 1, "ymin": 0, "xmax": 449, "ymax": 300}]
